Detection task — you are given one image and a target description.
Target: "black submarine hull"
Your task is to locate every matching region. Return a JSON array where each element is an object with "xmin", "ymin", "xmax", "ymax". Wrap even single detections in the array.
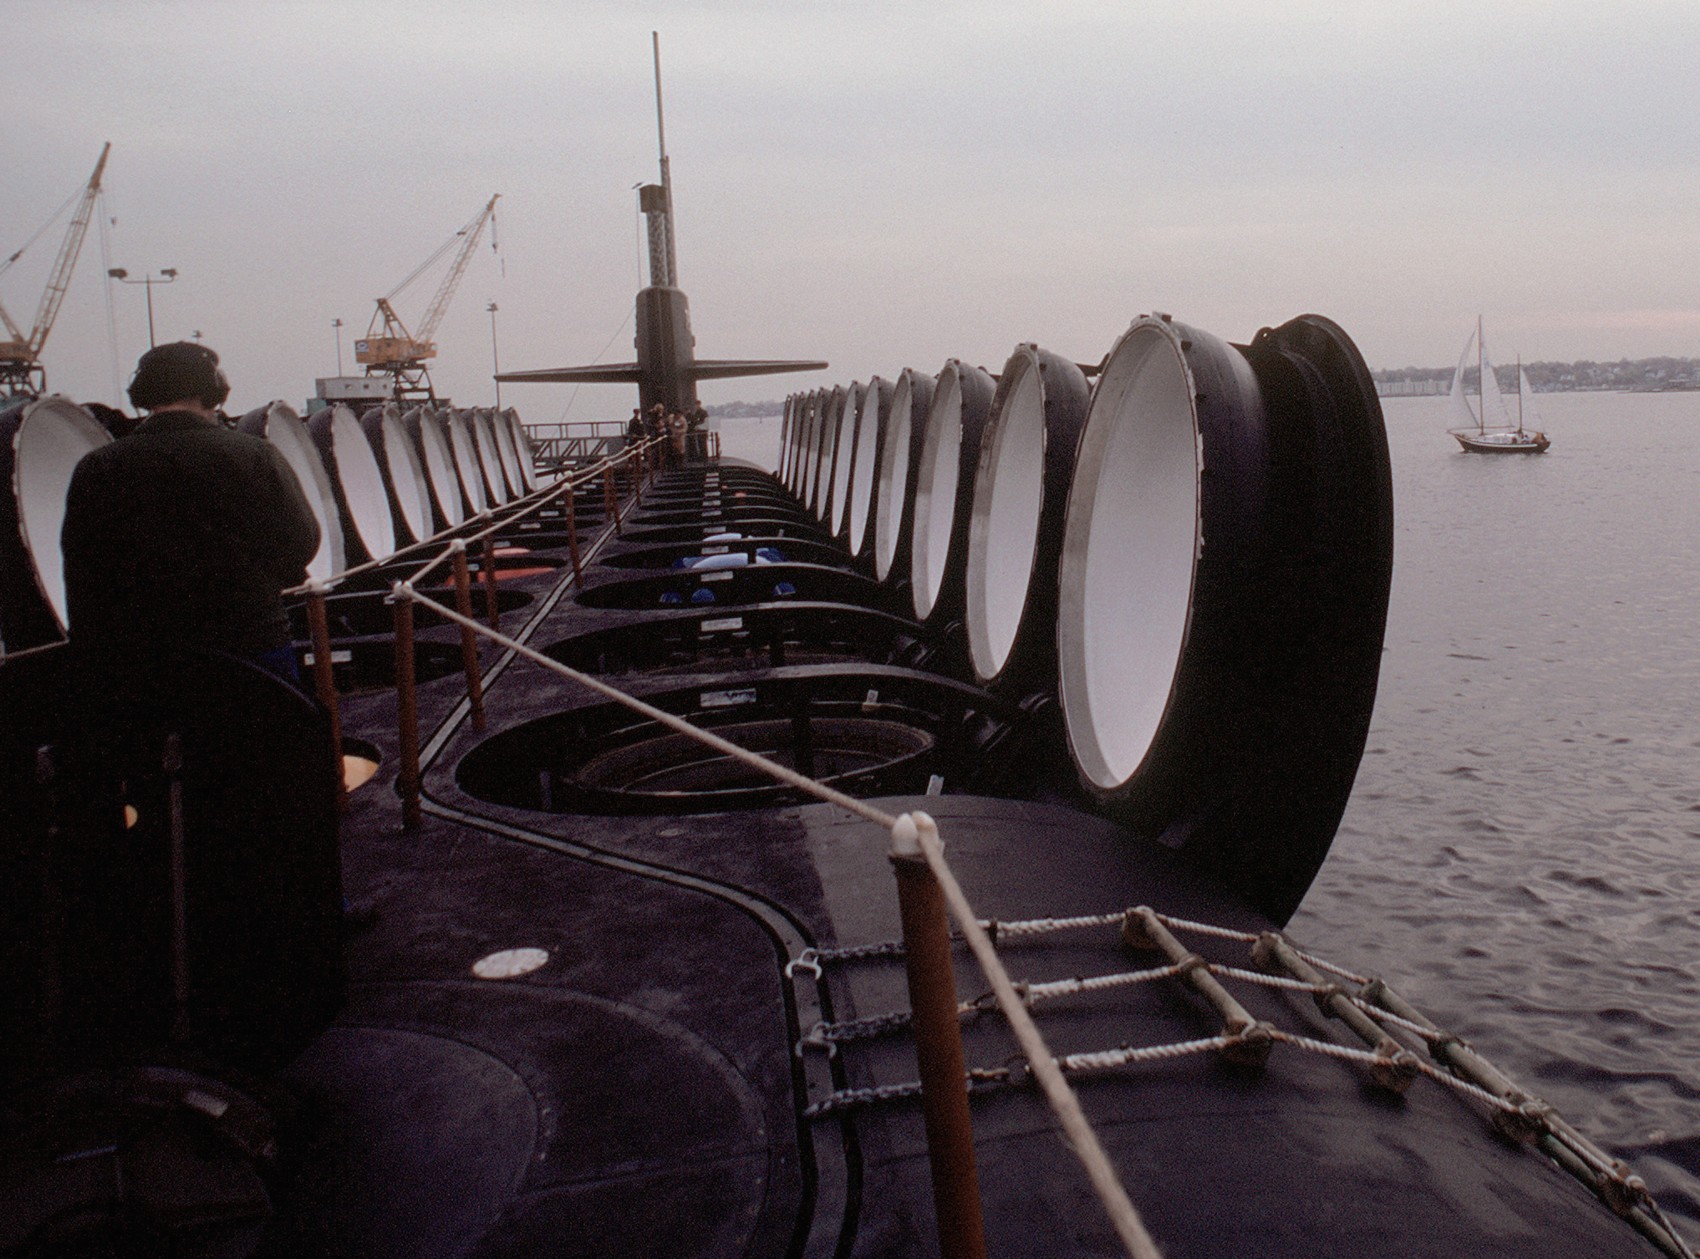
[{"xmin": 0, "ymin": 357, "xmax": 1678, "ymax": 1254}]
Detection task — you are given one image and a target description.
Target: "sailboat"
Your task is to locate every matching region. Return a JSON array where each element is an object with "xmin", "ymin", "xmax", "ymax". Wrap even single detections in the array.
[{"xmin": 1448, "ymin": 316, "xmax": 1551, "ymax": 453}]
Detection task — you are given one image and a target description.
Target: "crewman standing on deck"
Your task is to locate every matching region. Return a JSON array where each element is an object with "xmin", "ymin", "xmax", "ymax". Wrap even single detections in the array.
[
  {"xmin": 666, "ymin": 408, "xmax": 688, "ymax": 467},
  {"xmin": 686, "ymin": 405, "xmax": 707, "ymax": 462},
  {"xmin": 60, "ymin": 341, "xmax": 320, "ymax": 685}
]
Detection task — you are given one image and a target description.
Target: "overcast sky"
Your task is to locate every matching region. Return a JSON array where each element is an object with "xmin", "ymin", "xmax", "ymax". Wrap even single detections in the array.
[{"xmin": 6, "ymin": 0, "xmax": 1699, "ymax": 420}]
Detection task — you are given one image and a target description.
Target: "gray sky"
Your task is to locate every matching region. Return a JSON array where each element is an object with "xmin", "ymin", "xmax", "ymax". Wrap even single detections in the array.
[{"xmin": 6, "ymin": 0, "xmax": 1698, "ymax": 420}]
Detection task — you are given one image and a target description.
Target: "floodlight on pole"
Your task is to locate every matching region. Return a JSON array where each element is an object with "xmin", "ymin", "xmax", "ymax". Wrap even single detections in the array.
[{"xmin": 108, "ymin": 267, "xmax": 179, "ymax": 348}]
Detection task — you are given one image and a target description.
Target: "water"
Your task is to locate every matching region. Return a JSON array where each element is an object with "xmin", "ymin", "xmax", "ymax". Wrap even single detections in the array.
[
  {"xmin": 1294, "ymin": 393, "xmax": 1700, "ymax": 1232},
  {"xmin": 719, "ymin": 395, "xmax": 1700, "ymax": 1231}
]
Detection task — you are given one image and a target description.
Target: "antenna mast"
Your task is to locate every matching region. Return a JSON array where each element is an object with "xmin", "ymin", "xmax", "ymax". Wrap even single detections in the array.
[{"xmin": 640, "ymin": 31, "xmax": 679, "ymax": 289}]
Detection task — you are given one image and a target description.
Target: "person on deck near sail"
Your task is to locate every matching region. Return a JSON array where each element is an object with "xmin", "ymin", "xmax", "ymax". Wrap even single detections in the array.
[
  {"xmin": 667, "ymin": 409, "xmax": 688, "ymax": 466},
  {"xmin": 686, "ymin": 405, "xmax": 707, "ymax": 462},
  {"xmin": 60, "ymin": 341, "xmax": 321, "ymax": 686}
]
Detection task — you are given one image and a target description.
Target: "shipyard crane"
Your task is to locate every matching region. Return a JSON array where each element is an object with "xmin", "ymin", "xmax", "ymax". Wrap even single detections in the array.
[
  {"xmin": 0, "ymin": 143, "xmax": 111, "ymax": 397},
  {"xmin": 356, "ymin": 193, "xmax": 500, "ymax": 402}
]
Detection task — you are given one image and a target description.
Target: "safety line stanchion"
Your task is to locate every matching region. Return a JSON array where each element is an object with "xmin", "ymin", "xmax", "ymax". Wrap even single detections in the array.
[
  {"xmin": 890, "ymin": 814, "xmax": 988, "ymax": 1259},
  {"xmin": 565, "ymin": 489, "xmax": 583, "ymax": 584},
  {"xmin": 392, "ymin": 586, "xmax": 422, "ymax": 831},
  {"xmin": 603, "ymin": 465, "xmax": 621, "ymax": 535},
  {"xmin": 481, "ymin": 535, "xmax": 502, "ymax": 631},
  {"xmin": 304, "ymin": 583, "xmax": 345, "ymax": 808},
  {"xmin": 451, "ymin": 542, "xmax": 487, "ymax": 731}
]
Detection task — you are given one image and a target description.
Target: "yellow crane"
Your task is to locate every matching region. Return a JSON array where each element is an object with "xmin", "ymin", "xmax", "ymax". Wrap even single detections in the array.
[
  {"xmin": 355, "ymin": 193, "xmax": 499, "ymax": 401},
  {"xmin": 0, "ymin": 143, "xmax": 111, "ymax": 397}
]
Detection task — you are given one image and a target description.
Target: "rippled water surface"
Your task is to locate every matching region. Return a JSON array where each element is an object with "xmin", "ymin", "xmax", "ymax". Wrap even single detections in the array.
[
  {"xmin": 722, "ymin": 395, "xmax": 1700, "ymax": 1232},
  {"xmin": 1291, "ymin": 393, "xmax": 1700, "ymax": 1232}
]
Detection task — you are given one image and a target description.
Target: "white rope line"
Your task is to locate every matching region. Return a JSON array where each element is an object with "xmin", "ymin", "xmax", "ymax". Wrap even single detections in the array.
[
  {"xmin": 1151, "ymin": 913, "xmax": 1373, "ymax": 985},
  {"xmin": 1056, "ymin": 1036, "xmax": 1233, "ymax": 1074},
  {"xmin": 1023, "ymin": 964, "xmax": 1184, "ymax": 1003},
  {"xmin": 1286, "ymin": 949, "xmax": 1373, "ymax": 986},
  {"xmin": 990, "ymin": 911, "xmax": 1123, "ymax": 938},
  {"xmin": 1146, "ymin": 913, "xmax": 1255, "ymax": 942},
  {"xmin": 1209, "ymin": 964, "xmax": 1332, "ymax": 994},
  {"xmin": 1343, "ymin": 996, "xmax": 1444, "ymax": 1042}
]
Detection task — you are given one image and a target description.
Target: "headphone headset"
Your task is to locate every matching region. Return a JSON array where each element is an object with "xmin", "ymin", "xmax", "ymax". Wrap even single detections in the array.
[{"xmin": 127, "ymin": 341, "xmax": 231, "ymax": 411}]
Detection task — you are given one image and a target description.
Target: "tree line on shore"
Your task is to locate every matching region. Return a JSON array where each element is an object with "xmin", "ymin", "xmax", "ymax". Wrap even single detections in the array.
[{"xmin": 1373, "ymin": 356, "xmax": 1700, "ymax": 393}]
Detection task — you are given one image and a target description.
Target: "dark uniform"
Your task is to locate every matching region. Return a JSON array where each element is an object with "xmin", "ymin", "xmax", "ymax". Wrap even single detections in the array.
[
  {"xmin": 61, "ymin": 343, "xmax": 320, "ymax": 673},
  {"xmin": 61, "ymin": 409, "xmax": 320, "ymax": 660}
]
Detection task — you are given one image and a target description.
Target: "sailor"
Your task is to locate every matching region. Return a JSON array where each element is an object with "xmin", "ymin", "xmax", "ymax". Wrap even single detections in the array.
[
  {"xmin": 667, "ymin": 408, "xmax": 688, "ymax": 466},
  {"xmin": 60, "ymin": 341, "xmax": 320, "ymax": 685},
  {"xmin": 686, "ymin": 405, "xmax": 707, "ymax": 462}
]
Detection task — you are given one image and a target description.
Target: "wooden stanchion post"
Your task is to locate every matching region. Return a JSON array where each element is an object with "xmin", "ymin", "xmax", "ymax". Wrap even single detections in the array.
[
  {"xmin": 451, "ymin": 542, "xmax": 486, "ymax": 730},
  {"xmin": 480, "ymin": 534, "xmax": 501, "ymax": 630},
  {"xmin": 565, "ymin": 487, "xmax": 583, "ymax": 584},
  {"xmin": 603, "ymin": 465, "xmax": 622, "ymax": 535},
  {"xmin": 392, "ymin": 584, "xmax": 422, "ymax": 831},
  {"xmin": 304, "ymin": 583, "xmax": 345, "ymax": 807},
  {"xmin": 889, "ymin": 814, "xmax": 988, "ymax": 1259}
]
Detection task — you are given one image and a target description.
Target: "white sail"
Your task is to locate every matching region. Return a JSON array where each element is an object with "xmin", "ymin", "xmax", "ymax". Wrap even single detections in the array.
[
  {"xmin": 1518, "ymin": 365, "xmax": 1543, "ymax": 435},
  {"xmin": 1477, "ymin": 329, "xmax": 1517, "ymax": 431},
  {"xmin": 1448, "ymin": 326, "xmax": 1480, "ymax": 432}
]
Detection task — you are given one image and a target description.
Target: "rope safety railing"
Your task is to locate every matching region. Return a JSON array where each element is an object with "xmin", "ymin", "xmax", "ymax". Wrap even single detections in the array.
[{"xmin": 291, "ymin": 436, "xmax": 664, "ymax": 792}]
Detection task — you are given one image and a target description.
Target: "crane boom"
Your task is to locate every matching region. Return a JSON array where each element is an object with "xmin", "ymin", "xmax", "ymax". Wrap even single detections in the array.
[
  {"xmin": 1, "ymin": 142, "xmax": 110, "ymax": 395},
  {"xmin": 415, "ymin": 194, "xmax": 498, "ymax": 346},
  {"xmin": 355, "ymin": 193, "xmax": 499, "ymax": 402},
  {"xmin": 31, "ymin": 143, "xmax": 110, "ymax": 357}
]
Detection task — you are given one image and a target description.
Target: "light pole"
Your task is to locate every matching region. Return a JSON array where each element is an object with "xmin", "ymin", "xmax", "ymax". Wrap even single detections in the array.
[
  {"xmin": 487, "ymin": 301, "xmax": 501, "ymax": 407},
  {"xmin": 107, "ymin": 267, "xmax": 178, "ymax": 347},
  {"xmin": 333, "ymin": 318, "xmax": 345, "ymax": 375}
]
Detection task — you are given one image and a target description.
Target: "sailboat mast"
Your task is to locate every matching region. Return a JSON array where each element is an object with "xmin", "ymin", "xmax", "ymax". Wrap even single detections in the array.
[
  {"xmin": 1476, "ymin": 314, "xmax": 1486, "ymax": 434},
  {"xmin": 1517, "ymin": 354, "xmax": 1524, "ymax": 434}
]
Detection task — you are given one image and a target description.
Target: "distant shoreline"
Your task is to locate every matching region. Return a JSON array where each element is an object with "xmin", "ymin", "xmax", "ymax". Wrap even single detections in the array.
[{"xmin": 1373, "ymin": 355, "xmax": 1700, "ymax": 395}]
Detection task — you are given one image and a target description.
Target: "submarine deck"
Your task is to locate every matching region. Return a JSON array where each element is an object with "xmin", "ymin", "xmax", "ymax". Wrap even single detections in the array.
[{"xmin": 275, "ymin": 460, "xmax": 1657, "ymax": 1258}]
